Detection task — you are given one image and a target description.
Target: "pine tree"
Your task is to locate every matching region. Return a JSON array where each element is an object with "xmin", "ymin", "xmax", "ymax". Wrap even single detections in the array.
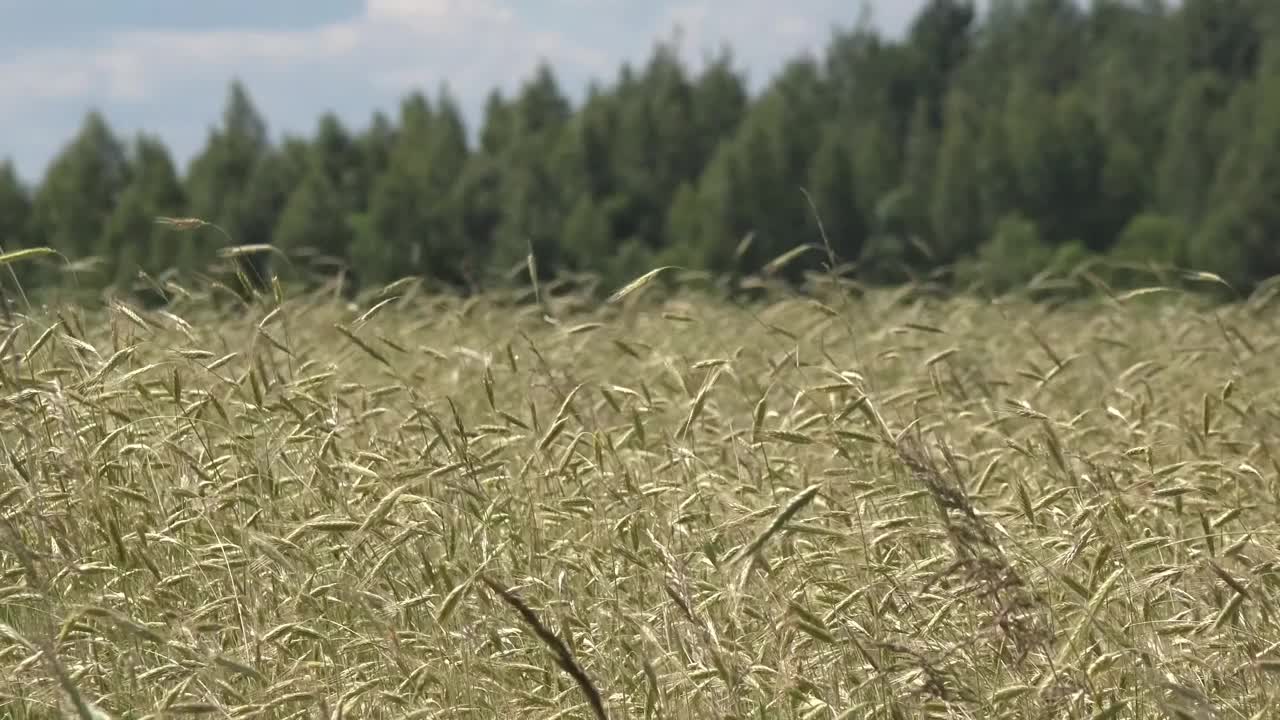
[
  {"xmin": 355, "ymin": 111, "xmax": 395, "ymax": 212},
  {"xmin": 513, "ymin": 64, "xmax": 572, "ymax": 136},
  {"xmin": 1112, "ymin": 212, "xmax": 1189, "ymax": 275},
  {"xmin": 354, "ymin": 90, "xmax": 473, "ymax": 287},
  {"xmin": 693, "ymin": 122, "xmax": 771, "ymax": 277},
  {"xmin": 30, "ymin": 111, "xmax": 131, "ymax": 289},
  {"xmin": 806, "ymin": 125, "xmax": 865, "ymax": 267},
  {"xmin": 849, "ymin": 119, "xmax": 900, "ymax": 233},
  {"xmin": 1047, "ymin": 90, "xmax": 1111, "ymax": 250},
  {"xmin": 0, "ymin": 160, "xmax": 31, "ymax": 253},
  {"xmin": 863, "ymin": 98, "xmax": 936, "ymax": 279},
  {"xmin": 1190, "ymin": 47, "xmax": 1280, "ymax": 286},
  {"xmin": 961, "ymin": 211, "xmax": 1053, "ymax": 293},
  {"xmin": 555, "ymin": 88, "xmax": 617, "ymax": 203},
  {"xmin": 273, "ymin": 161, "xmax": 347, "ymax": 283},
  {"xmin": 929, "ymin": 89, "xmax": 983, "ymax": 264},
  {"xmin": 1096, "ymin": 134, "xmax": 1149, "ymax": 251},
  {"xmin": 100, "ymin": 134, "xmax": 186, "ymax": 293},
  {"xmin": 1176, "ymin": 0, "xmax": 1263, "ymax": 80},
  {"xmin": 492, "ymin": 66, "xmax": 573, "ymax": 278},
  {"xmin": 905, "ymin": 0, "xmax": 976, "ymax": 128},
  {"xmin": 100, "ymin": 189, "xmax": 150, "ymax": 295},
  {"xmin": 899, "ymin": 97, "xmax": 939, "ymax": 239},
  {"xmin": 453, "ymin": 152, "xmax": 503, "ymax": 288},
  {"xmin": 1156, "ymin": 71, "xmax": 1230, "ymax": 224},
  {"xmin": 609, "ymin": 46, "xmax": 692, "ymax": 253},
  {"xmin": 692, "ymin": 51, "xmax": 748, "ymax": 158},
  {"xmin": 562, "ymin": 194, "xmax": 612, "ymax": 273},
  {"xmin": 312, "ymin": 113, "xmax": 362, "ymax": 203},
  {"xmin": 351, "ymin": 163, "xmax": 417, "ymax": 287},
  {"xmin": 352, "ymin": 94, "xmax": 429, "ymax": 286},
  {"xmin": 0, "ymin": 161, "xmax": 34, "ymax": 299},
  {"xmin": 229, "ymin": 139, "xmax": 309, "ymax": 287},
  {"xmin": 478, "ymin": 91, "xmax": 514, "ymax": 156},
  {"xmin": 662, "ymin": 181, "xmax": 703, "ymax": 267},
  {"xmin": 184, "ymin": 80, "xmax": 272, "ymax": 281}
]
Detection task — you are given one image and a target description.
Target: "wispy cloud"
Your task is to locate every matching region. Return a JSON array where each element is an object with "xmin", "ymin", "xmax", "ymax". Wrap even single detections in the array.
[
  {"xmin": 0, "ymin": 1, "xmax": 526, "ymax": 107},
  {"xmin": 657, "ymin": 0, "xmax": 845, "ymax": 86}
]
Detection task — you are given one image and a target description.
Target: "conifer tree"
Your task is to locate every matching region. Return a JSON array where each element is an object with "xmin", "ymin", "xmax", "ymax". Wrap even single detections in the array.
[
  {"xmin": 185, "ymin": 80, "xmax": 272, "ymax": 284},
  {"xmin": 100, "ymin": 134, "xmax": 186, "ymax": 292},
  {"xmin": 0, "ymin": 161, "xmax": 31, "ymax": 254},
  {"xmin": 0, "ymin": 161, "xmax": 34, "ymax": 296},
  {"xmin": 273, "ymin": 159, "xmax": 347, "ymax": 283},
  {"xmin": 30, "ymin": 111, "xmax": 131, "ymax": 288}
]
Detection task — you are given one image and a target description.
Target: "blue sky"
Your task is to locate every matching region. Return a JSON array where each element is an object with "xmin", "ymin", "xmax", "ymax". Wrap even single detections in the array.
[{"xmin": 1, "ymin": 0, "xmax": 948, "ymax": 184}]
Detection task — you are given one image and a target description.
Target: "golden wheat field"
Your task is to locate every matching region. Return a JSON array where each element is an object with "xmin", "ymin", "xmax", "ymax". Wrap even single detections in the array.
[{"xmin": 1, "ymin": 273, "xmax": 1279, "ymax": 720}]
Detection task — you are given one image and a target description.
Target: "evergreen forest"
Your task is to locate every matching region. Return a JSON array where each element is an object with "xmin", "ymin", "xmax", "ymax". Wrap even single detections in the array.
[{"xmin": 2, "ymin": 0, "xmax": 1278, "ymax": 302}]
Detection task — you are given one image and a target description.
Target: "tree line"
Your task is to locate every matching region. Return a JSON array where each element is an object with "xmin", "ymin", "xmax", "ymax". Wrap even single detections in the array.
[{"xmin": 1, "ymin": 0, "xmax": 1278, "ymax": 303}]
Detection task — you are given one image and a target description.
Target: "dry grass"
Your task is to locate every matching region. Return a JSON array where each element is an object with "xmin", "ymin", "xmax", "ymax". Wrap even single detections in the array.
[{"xmin": 1, "ymin": 270, "xmax": 1279, "ymax": 719}]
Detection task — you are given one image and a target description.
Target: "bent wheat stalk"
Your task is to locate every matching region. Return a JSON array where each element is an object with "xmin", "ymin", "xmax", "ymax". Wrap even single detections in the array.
[{"xmin": 481, "ymin": 575, "xmax": 609, "ymax": 720}]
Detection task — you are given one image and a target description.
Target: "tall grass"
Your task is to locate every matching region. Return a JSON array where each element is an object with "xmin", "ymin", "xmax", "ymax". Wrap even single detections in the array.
[{"xmin": 0, "ymin": 261, "xmax": 1278, "ymax": 719}]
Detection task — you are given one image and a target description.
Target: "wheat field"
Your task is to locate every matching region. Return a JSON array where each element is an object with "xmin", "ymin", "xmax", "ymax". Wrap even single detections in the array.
[{"xmin": 1, "ymin": 271, "xmax": 1279, "ymax": 719}]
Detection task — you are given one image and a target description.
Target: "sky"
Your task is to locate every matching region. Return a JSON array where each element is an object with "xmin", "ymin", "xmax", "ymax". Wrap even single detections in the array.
[{"xmin": 0, "ymin": 0, "xmax": 948, "ymax": 185}]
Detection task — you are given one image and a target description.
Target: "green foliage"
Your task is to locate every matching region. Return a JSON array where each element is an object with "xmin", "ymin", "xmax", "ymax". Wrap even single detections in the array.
[
  {"xmin": 1113, "ymin": 213, "xmax": 1189, "ymax": 266},
  {"xmin": 352, "ymin": 92, "xmax": 473, "ymax": 287},
  {"xmin": 100, "ymin": 134, "xmax": 186, "ymax": 292},
  {"xmin": 662, "ymin": 181, "xmax": 704, "ymax": 268},
  {"xmin": 490, "ymin": 69, "xmax": 574, "ymax": 280},
  {"xmin": 562, "ymin": 195, "xmax": 611, "ymax": 271},
  {"xmin": 185, "ymin": 81, "xmax": 269, "ymax": 231},
  {"xmin": 29, "ymin": 112, "xmax": 131, "ymax": 287},
  {"xmin": 1189, "ymin": 205, "xmax": 1254, "ymax": 289},
  {"xmin": 0, "ymin": 160, "xmax": 33, "ymax": 263},
  {"xmin": 958, "ymin": 212, "xmax": 1052, "ymax": 293},
  {"xmin": 806, "ymin": 124, "xmax": 865, "ymax": 266},
  {"xmin": 930, "ymin": 89, "xmax": 984, "ymax": 264},
  {"xmin": 273, "ymin": 161, "xmax": 347, "ymax": 281},
  {"xmin": 1109, "ymin": 212, "xmax": 1191, "ymax": 288},
  {"xmin": 183, "ymin": 80, "xmax": 272, "ymax": 289},
  {"xmin": 1156, "ymin": 71, "xmax": 1231, "ymax": 224},
  {"xmin": 13, "ymin": 0, "xmax": 1280, "ymax": 301}
]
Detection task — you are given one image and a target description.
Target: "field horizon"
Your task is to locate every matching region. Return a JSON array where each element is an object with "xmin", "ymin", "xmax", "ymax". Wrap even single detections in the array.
[{"xmin": 1, "ymin": 267, "xmax": 1278, "ymax": 719}]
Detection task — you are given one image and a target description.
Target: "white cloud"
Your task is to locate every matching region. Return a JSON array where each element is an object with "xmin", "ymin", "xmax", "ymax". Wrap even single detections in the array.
[
  {"xmin": 656, "ymin": 0, "xmax": 843, "ymax": 88},
  {"xmin": 0, "ymin": 44, "xmax": 156, "ymax": 105},
  {"xmin": 0, "ymin": 0, "xmax": 596, "ymax": 111},
  {"xmin": 365, "ymin": 0, "xmax": 515, "ymax": 25}
]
